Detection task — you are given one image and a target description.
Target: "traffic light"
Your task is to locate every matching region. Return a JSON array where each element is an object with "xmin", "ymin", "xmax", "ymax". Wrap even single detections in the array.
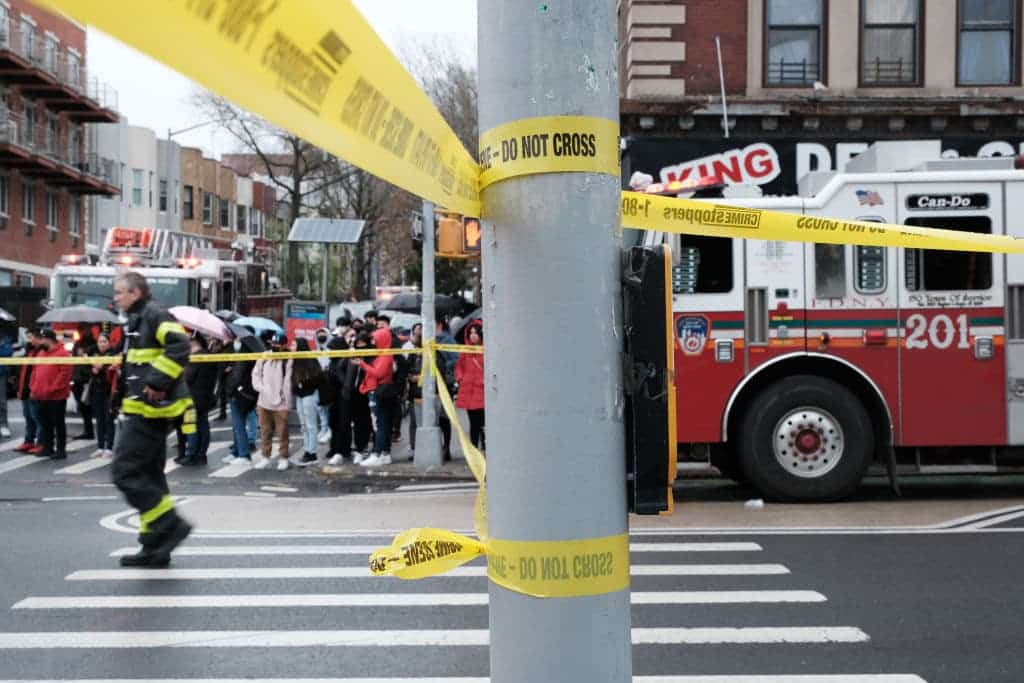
[
  {"xmin": 437, "ymin": 214, "xmax": 466, "ymax": 258},
  {"xmin": 622, "ymin": 244, "xmax": 677, "ymax": 515},
  {"xmin": 463, "ymin": 217, "xmax": 481, "ymax": 253}
]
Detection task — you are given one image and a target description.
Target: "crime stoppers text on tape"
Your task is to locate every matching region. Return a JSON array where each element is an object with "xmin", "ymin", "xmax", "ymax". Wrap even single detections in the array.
[
  {"xmin": 38, "ymin": 0, "xmax": 480, "ymax": 217},
  {"xmin": 622, "ymin": 192, "xmax": 1024, "ymax": 254},
  {"xmin": 478, "ymin": 116, "xmax": 620, "ymax": 190}
]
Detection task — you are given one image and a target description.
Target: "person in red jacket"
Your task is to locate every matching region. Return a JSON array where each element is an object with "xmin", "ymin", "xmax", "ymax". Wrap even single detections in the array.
[
  {"xmin": 29, "ymin": 329, "xmax": 73, "ymax": 460},
  {"xmin": 455, "ymin": 322, "xmax": 485, "ymax": 451},
  {"xmin": 357, "ymin": 327, "xmax": 395, "ymax": 466}
]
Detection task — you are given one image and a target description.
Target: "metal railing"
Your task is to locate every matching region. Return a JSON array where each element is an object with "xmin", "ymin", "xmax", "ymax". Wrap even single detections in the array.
[
  {"xmin": 766, "ymin": 59, "xmax": 820, "ymax": 85},
  {"xmin": 862, "ymin": 58, "xmax": 917, "ymax": 85},
  {"xmin": 0, "ymin": 109, "xmax": 118, "ymax": 187}
]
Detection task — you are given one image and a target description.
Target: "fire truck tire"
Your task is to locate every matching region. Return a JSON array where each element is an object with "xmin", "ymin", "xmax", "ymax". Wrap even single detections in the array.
[{"xmin": 736, "ymin": 375, "xmax": 873, "ymax": 502}]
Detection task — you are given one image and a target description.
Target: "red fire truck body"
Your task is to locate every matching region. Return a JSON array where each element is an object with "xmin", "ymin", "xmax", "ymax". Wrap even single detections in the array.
[{"xmin": 645, "ymin": 142, "xmax": 1024, "ymax": 501}]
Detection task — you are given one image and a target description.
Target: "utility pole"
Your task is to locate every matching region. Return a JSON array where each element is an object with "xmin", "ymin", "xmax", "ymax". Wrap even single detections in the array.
[
  {"xmin": 416, "ymin": 200, "xmax": 443, "ymax": 470},
  {"xmin": 478, "ymin": 3, "xmax": 630, "ymax": 682}
]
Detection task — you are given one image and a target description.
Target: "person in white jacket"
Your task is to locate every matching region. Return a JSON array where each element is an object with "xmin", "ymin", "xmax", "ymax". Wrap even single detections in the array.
[{"xmin": 250, "ymin": 334, "xmax": 293, "ymax": 471}]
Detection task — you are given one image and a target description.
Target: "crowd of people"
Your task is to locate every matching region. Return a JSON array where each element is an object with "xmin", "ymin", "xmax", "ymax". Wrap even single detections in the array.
[{"xmin": 6, "ymin": 309, "xmax": 486, "ymax": 469}]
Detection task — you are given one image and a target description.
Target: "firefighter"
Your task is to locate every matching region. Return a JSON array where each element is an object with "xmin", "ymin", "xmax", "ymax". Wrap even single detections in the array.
[{"xmin": 111, "ymin": 271, "xmax": 195, "ymax": 567}]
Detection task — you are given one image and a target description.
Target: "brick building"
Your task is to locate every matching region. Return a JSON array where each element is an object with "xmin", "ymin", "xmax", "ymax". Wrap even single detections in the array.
[
  {"xmin": 621, "ymin": 0, "xmax": 1024, "ymax": 195},
  {"xmin": 0, "ymin": 0, "xmax": 118, "ymax": 287}
]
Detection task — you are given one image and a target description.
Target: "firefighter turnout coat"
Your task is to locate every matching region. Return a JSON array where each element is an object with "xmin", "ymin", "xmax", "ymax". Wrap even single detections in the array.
[{"xmin": 120, "ymin": 296, "xmax": 194, "ymax": 423}]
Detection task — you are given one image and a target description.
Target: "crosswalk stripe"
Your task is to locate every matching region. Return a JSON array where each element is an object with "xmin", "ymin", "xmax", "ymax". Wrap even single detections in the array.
[
  {"xmin": 106, "ymin": 543, "xmax": 762, "ymax": 557},
  {"xmin": 13, "ymin": 590, "xmax": 827, "ymax": 610},
  {"xmin": 0, "ymin": 437, "xmax": 27, "ymax": 451},
  {"xmin": 0, "ymin": 678, "xmax": 929, "ymax": 683},
  {"xmin": 209, "ymin": 458, "xmax": 251, "ymax": 478},
  {"xmin": 164, "ymin": 460, "xmax": 180, "ymax": 474},
  {"xmin": 0, "ymin": 626, "xmax": 868, "ymax": 648},
  {"xmin": 55, "ymin": 456, "xmax": 110, "ymax": 475},
  {"xmin": 0, "ymin": 455, "xmax": 41, "ymax": 474},
  {"xmin": 66, "ymin": 564, "xmax": 790, "ymax": 581}
]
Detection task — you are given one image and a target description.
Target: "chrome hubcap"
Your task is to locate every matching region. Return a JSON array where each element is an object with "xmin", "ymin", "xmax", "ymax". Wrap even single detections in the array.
[{"xmin": 772, "ymin": 407, "xmax": 844, "ymax": 478}]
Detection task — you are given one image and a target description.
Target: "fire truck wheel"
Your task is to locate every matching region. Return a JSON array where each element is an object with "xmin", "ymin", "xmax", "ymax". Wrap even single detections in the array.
[{"xmin": 737, "ymin": 375, "xmax": 873, "ymax": 502}]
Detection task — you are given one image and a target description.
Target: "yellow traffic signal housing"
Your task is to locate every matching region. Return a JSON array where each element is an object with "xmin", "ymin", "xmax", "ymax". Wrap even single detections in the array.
[{"xmin": 463, "ymin": 217, "xmax": 481, "ymax": 253}]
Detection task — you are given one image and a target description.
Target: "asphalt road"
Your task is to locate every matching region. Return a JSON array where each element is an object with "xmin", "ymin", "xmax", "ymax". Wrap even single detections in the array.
[{"xmin": 3, "ymin": 402, "xmax": 1024, "ymax": 681}]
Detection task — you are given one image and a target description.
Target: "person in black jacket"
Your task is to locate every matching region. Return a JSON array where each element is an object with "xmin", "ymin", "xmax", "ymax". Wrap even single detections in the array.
[
  {"xmin": 70, "ymin": 331, "xmax": 97, "ymax": 440},
  {"xmin": 225, "ymin": 332, "xmax": 261, "ymax": 463},
  {"xmin": 325, "ymin": 335, "xmax": 357, "ymax": 465},
  {"xmin": 180, "ymin": 335, "xmax": 218, "ymax": 466},
  {"xmin": 89, "ymin": 332, "xmax": 119, "ymax": 458}
]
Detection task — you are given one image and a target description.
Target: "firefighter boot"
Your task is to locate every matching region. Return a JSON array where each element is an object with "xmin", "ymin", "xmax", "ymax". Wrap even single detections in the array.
[{"xmin": 120, "ymin": 510, "xmax": 192, "ymax": 567}]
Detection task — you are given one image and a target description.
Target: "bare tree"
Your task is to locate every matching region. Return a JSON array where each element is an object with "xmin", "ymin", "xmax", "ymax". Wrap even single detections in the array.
[{"xmin": 190, "ymin": 91, "xmax": 352, "ymax": 291}]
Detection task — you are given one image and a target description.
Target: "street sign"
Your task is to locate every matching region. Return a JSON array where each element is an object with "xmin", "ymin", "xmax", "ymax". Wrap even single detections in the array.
[{"xmin": 284, "ymin": 300, "xmax": 328, "ymax": 344}]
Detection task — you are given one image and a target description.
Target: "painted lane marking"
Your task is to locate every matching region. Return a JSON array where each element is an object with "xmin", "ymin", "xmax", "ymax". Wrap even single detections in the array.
[
  {"xmin": 0, "ymin": 677, "xmax": 928, "ymax": 683},
  {"xmin": 0, "ymin": 455, "xmax": 42, "ymax": 475},
  {"xmin": 55, "ymin": 457, "xmax": 112, "ymax": 475},
  {"xmin": 67, "ymin": 564, "xmax": 789, "ymax": 581},
  {"xmin": 14, "ymin": 590, "xmax": 825, "ymax": 610},
  {"xmin": 41, "ymin": 496, "xmax": 118, "ymax": 502},
  {"xmin": 0, "ymin": 626, "xmax": 867, "ymax": 648},
  {"xmin": 106, "ymin": 543, "xmax": 760, "ymax": 557}
]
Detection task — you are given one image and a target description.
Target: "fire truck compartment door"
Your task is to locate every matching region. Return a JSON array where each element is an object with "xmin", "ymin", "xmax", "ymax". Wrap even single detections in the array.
[
  {"xmin": 897, "ymin": 182, "xmax": 1006, "ymax": 446},
  {"xmin": 744, "ymin": 235, "xmax": 807, "ymax": 371}
]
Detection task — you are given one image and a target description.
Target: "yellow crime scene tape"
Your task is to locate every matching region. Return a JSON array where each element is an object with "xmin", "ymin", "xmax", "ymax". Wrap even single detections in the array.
[
  {"xmin": 33, "ymin": 0, "xmax": 481, "ymax": 217},
  {"xmin": 33, "ymin": 0, "xmax": 1024, "ymax": 597},
  {"xmin": 478, "ymin": 116, "xmax": 620, "ymax": 190}
]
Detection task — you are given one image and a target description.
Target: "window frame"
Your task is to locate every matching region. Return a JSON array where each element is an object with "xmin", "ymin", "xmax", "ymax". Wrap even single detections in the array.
[
  {"xmin": 956, "ymin": 0, "xmax": 1021, "ymax": 86},
  {"xmin": 68, "ymin": 195, "xmax": 80, "ymax": 237},
  {"xmin": 20, "ymin": 179, "xmax": 34, "ymax": 226},
  {"xmin": 236, "ymin": 204, "xmax": 247, "ymax": 233},
  {"xmin": 131, "ymin": 168, "xmax": 143, "ymax": 207},
  {"xmin": 0, "ymin": 174, "xmax": 8, "ymax": 216},
  {"xmin": 219, "ymin": 197, "xmax": 230, "ymax": 230},
  {"xmin": 158, "ymin": 178, "xmax": 168, "ymax": 213},
  {"xmin": 202, "ymin": 191, "xmax": 213, "ymax": 225},
  {"xmin": 183, "ymin": 184, "xmax": 194, "ymax": 220},
  {"xmin": 763, "ymin": 0, "xmax": 827, "ymax": 88},
  {"xmin": 859, "ymin": 0, "xmax": 923, "ymax": 87}
]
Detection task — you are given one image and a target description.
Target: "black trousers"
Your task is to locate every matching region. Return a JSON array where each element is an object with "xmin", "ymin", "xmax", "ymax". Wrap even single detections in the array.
[
  {"xmin": 112, "ymin": 416, "xmax": 171, "ymax": 518},
  {"xmin": 468, "ymin": 408, "xmax": 485, "ymax": 450},
  {"xmin": 72, "ymin": 384, "xmax": 94, "ymax": 437},
  {"xmin": 37, "ymin": 399, "xmax": 67, "ymax": 456},
  {"xmin": 350, "ymin": 392, "xmax": 372, "ymax": 452},
  {"xmin": 329, "ymin": 398, "xmax": 352, "ymax": 457}
]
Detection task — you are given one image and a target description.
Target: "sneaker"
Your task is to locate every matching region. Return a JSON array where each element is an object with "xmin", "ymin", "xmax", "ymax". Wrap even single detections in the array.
[
  {"xmin": 14, "ymin": 442, "xmax": 32, "ymax": 453},
  {"xmin": 181, "ymin": 455, "xmax": 207, "ymax": 467},
  {"xmin": 103, "ymin": 449, "xmax": 114, "ymax": 458},
  {"xmin": 360, "ymin": 453, "xmax": 383, "ymax": 467},
  {"xmin": 297, "ymin": 452, "xmax": 318, "ymax": 467},
  {"xmin": 0, "ymin": 426, "xmax": 10, "ymax": 438},
  {"xmin": 222, "ymin": 453, "xmax": 236, "ymax": 463},
  {"xmin": 28, "ymin": 445, "xmax": 45, "ymax": 455},
  {"xmin": 352, "ymin": 451, "xmax": 366, "ymax": 466},
  {"xmin": 317, "ymin": 430, "xmax": 331, "ymax": 444},
  {"xmin": 327, "ymin": 453, "xmax": 345, "ymax": 466},
  {"xmin": 92, "ymin": 449, "xmax": 104, "ymax": 458},
  {"xmin": 276, "ymin": 457, "xmax": 289, "ymax": 471},
  {"xmin": 378, "ymin": 453, "xmax": 392, "ymax": 465},
  {"xmin": 252, "ymin": 455, "xmax": 271, "ymax": 470}
]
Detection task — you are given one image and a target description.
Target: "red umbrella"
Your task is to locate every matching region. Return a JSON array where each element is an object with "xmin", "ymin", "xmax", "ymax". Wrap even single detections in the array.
[{"xmin": 170, "ymin": 306, "xmax": 232, "ymax": 341}]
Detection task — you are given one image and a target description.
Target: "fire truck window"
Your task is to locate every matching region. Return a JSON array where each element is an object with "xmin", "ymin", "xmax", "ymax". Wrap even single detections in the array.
[
  {"xmin": 904, "ymin": 216, "xmax": 992, "ymax": 291},
  {"xmin": 855, "ymin": 246, "xmax": 886, "ymax": 294},
  {"xmin": 814, "ymin": 244, "xmax": 846, "ymax": 298},
  {"xmin": 673, "ymin": 235, "xmax": 732, "ymax": 294}
]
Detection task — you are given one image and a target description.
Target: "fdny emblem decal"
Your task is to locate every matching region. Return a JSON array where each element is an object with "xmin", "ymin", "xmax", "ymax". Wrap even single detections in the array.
[{"xmin": 677, "ymin": 316, "xmax": 711, "ymax": 356}]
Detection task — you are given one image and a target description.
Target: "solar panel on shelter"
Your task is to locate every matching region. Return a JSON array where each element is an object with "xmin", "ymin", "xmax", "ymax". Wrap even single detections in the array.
[{"xmin": 287, "ymin": 218, "xmax": 366, "ymax": 244}]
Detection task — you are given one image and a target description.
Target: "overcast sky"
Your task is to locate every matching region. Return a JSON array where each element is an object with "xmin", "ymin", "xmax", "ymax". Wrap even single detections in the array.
[{"xmin": 84, "ymin": 1, "xmax": 477, "ymax": 158}]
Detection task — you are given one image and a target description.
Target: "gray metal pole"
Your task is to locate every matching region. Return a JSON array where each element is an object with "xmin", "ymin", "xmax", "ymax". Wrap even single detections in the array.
[
  {"xmin": 415, "ymin": 200, "xmax": 442, "ymax": 470},
  {"xmin": 479, "ymin": 3, "xmax": 630, "ymax": 682},
  {"xmin": 321, "ymin": 244, "xmax": 329, "ymax": 303}
]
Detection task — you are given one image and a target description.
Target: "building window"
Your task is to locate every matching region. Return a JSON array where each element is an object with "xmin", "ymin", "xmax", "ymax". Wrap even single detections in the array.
[
  {"xmin": 69, "ymin": 196, "xmax": 80, "ymax": 237},
  {"xmin": 159, "ymin": 179, "xmax": 168, "ymax": 212},
  {"xmin": 46, "ymin": 188, "xmax": 57, "ymax": 229},
  {"xmin": 766, "ymin": 0, "xmax": 823, "ymax": 85},
  {"xmin": 0, "ymin": 175, "xmax": 8, "ymax": 216},
  {"xmin": 132, "ymin": 168, "xmax": 143, "ymax": 207},
  {"xmin": 148, "ymin": 171, "xmax": 153, "ymax": 207},
  {"xmin": 202, "ymin": 191, "xmax": 213, "ymax": 224},
  {"xmin": 174, "ymin": 180, "xmax": 179, "ymax": 215},
  {"xmin": 236, "ymin": 205, "xmax": 247, "ymax": 233},
  {"xmin": 19, "ymin": 16, "xmax": 34, "ymax": 61},
  {"xmin": 21, "ymin": 180, "xmax": 34, "ymax": 229},
  {"xmin": 861, "ymin": 0, "xmax": 920, "ymax": 84},
  {"xmin": 14, "ymin": 273, "xmax": 32, "ymax": 287},
  {"xmin": 219, "ymin": 197, "xmax": 230, "ymax": 229},
  {"xmin": 959, "ymin": 0, "xmax": 1016, "ymax": 85},
  {"xmin": 183, "ymin": 184, "xmax": 194, "ymax": 219}
]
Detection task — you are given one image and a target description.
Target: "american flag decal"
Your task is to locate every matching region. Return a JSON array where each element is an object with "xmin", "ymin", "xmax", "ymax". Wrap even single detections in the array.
[{"xmin": 856, "ymin": 189, "xmax": 884, "ymax": 206}]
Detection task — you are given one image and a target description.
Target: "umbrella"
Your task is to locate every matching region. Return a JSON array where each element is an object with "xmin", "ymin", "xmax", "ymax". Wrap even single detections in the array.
[
  {"xmin": 384, "ymin": 292, "xmax": 469, "ymax": 315},
  {"xmin": 227, "ymin": 321, "xmax": 257, "ymax": 339},
  {"xmin": 214, "ymin": 309, "xmax": 240, "ymax": 322},
  {"xmin": 0, "ymin": 306, "xmax": 14, "ymax": 323},
  {"xmin": 170, "ymin": 306, "xmax": 232, "ymax": 341},
  {"xmin": 37, "ymin": 305, "xmax": 120, "ymax": 325},
  {"xmin": 451, "ymin": 307, "xmax": 482, "ymax": 343},
  {"xmin": 233, "ymin": 316, "xmax": 284, "ymax": 336}
]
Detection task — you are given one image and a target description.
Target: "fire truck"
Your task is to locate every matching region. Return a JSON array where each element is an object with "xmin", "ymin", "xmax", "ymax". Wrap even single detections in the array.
[
  {"xmin": 49, "ymin": 227, "xmax": 290, "ymax": 342},
  {"xmin": 641, "ymin": 141, "xmax": 1024, "ymax": 501}
]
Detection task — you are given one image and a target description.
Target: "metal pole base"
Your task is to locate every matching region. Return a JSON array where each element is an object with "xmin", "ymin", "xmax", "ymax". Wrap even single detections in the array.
[{"xmin": 413, "ymin": 425, "xmax": 443, "ymax": 472}]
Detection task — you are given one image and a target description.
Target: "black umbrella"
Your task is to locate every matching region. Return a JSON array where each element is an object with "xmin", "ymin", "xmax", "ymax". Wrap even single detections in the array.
[
  {"xmin": 37, "ymin": 305, "xmax": 120, "ymax": 325},
  {"xmin": 384, "ymin": 292, "xmax": 468, "ymax": 315},
  {"xmin": 0, "ymin": 306, "xmax": 14, "ymax": 323},
  {"xmin": 451, "ymin": 307, "xmax": 483, "ymax": 343},
  {"xmin": 215, "ymin": 310, "xmax": 240, "ymax": 322}
]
